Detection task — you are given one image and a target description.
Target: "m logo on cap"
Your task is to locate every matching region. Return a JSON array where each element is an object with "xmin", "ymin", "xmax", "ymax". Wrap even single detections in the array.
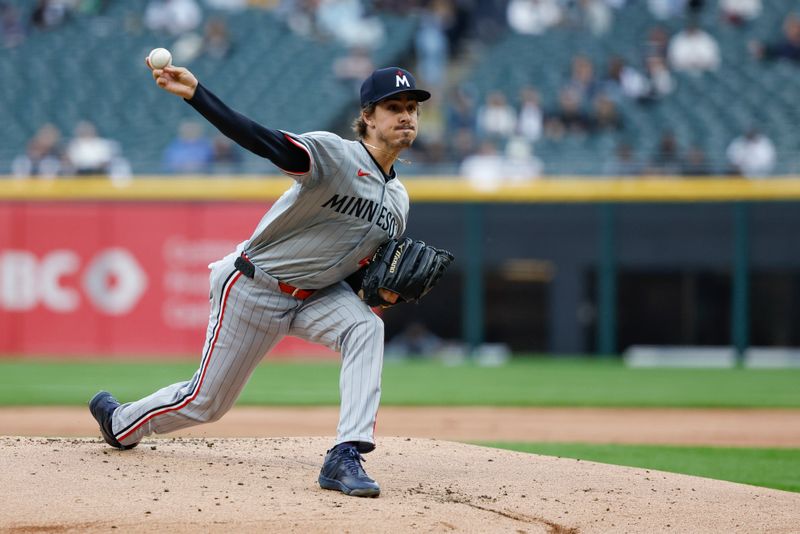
[
  {"xmin": 360, "ymin": 67, "xmax": 431, "ymax": 107},
  {"xmin": 396, "ymin": 73, "xmax": 410, "ymax": 88}
]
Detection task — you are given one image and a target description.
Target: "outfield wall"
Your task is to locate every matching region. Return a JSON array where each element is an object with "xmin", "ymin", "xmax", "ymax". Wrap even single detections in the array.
[
  {"xmin": 0, "ymin": 198, "xmax": 338, "ymax": 358},
  {"xmin": 2, "ymin": 177, "xmax": 800, "ymax": 357}
]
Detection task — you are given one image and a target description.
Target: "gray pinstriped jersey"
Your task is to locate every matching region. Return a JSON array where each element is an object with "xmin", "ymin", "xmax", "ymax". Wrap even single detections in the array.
[{"xmin": 242, "ymin": 131, "xmax": 409, "ymax": 289}]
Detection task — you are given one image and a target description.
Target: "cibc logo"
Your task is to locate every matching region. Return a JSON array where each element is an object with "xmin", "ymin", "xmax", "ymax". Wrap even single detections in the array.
[{"xmin": 0, "ymin": 248, "xmax": 147, "ymax": 315}]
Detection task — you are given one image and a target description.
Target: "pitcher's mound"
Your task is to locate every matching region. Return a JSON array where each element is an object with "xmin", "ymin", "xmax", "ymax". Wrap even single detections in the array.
[{"xmin": 1, "ymin": 436, "xmax": 797, "ymax": 533}]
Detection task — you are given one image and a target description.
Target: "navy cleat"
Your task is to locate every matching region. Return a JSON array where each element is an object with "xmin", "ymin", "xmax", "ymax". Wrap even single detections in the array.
[
  {"xmin": 318, "ymin": 443, "xmax": 380, "ymax": 497},
  {"xmin": 88, "ymin": 391, "xmax": 138, "ymax": 450}
]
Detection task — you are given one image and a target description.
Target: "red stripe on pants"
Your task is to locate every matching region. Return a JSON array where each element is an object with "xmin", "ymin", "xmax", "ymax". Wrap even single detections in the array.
[{"xmin": 117, "ymin": 272, "xmax": 242, "ymax": 442}]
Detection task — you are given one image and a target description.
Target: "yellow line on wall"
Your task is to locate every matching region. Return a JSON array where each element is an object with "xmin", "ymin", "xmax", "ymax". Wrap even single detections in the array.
[
  {"xmin": 404, "ymin": 177, "xmax": 800, "ymax": 202},
  {"xmin": 2, "ymin": 176, "xmax": 800, "ymax": 202},
  {"xmin": 0, "ymin": 176, "xmax": 292, "ymax": 201}
]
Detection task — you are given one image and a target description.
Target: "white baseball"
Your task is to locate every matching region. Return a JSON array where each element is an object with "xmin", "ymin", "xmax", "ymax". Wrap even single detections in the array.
[{"xmin": 148, "ymin": 48, "xmax": 172, "ymax": 69}]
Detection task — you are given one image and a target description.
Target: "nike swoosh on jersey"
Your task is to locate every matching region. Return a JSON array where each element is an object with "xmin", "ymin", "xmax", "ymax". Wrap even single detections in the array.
[{"xmin": 357, "ymin": 169, "xmax": 370, "ymax": 177}]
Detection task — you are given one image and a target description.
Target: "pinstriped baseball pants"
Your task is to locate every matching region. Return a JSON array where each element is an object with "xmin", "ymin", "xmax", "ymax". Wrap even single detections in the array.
[{"xmin": 111, "ymin": 252, "xmax": 384, "ymax": 453}]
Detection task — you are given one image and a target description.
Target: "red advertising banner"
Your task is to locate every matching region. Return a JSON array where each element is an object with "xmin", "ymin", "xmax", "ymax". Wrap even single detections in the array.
[{"xmin": 0, "ymin": 202, "xmax": 336, "ymax": 359}]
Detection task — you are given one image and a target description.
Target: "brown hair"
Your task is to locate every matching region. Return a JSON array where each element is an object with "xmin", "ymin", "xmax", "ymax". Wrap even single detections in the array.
[{"xmin": 351, "ymin": 103, "xmax": 376, "ymax": 139}]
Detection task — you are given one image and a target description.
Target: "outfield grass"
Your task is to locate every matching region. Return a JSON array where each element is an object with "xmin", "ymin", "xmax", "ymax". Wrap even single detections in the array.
[
  {"xmin": 0, "ymin": 358, "xmax": 798, "ymax": 407},
  {"xmin": 483, "ymin": 442, "xmax": 800, "ymax": 493}
]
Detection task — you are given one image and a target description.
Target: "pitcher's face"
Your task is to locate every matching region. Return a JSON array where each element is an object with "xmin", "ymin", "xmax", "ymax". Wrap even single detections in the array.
[{"xmin": 366, "ymin": 94, "xmax": 419, "ymax": 150}]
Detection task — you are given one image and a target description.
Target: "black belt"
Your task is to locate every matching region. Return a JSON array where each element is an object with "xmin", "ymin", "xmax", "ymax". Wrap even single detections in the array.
[{"xmin": 234, "ymin": 255, "xmax": 255, "ymax": 279}]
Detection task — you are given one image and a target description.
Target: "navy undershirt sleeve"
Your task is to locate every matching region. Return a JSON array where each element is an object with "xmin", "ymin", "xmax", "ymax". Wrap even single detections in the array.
[{"xmin": 185, "ymin": 83, "xmax": 310, "ymax": 174}]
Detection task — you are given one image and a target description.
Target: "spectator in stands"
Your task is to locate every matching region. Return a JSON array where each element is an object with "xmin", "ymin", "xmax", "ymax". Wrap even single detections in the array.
[
  {"xmin": 565, "ymin": 0, "xmax": 612, "ymax": 36},
  {"xmin": 591, "ymin": 94, "xmax": 622, "ymax": 132},
  {"xmin": 544, "ymin": 87, "xmax": 593, "ymax": 139},
  {"xmin": 31, "ymin": 0, "xmax": 70, "ymax": 30},
  {"xmin": 333, "ymin": 46, "xmax": 374, "ymax": 97},
  {"xmin": 504, "ymin": 136, "xmax": 543, "ymax": 181},
  {"xmin": 414, "ymin": 0, "xmax": 451, "ymax": 92},
  {"xmin": 647, "ymin": 0, "xmax": 685, "ymax": 20},
  {"xmin": 460, "ymin": 137, "xmax": 542, "ymax": 189},
  {"xmin": 460, "ymin": 140, "xmax": 505, "ymax": 190},
  {"xmin": 517, "ymin": 86, "xmax": 543, "ymax": 143},
  {"xmin": 210, "ymin": 134, "xmax": 242, "ymax": 174},
  {"xmin": 64, "ymin": 120, "xmax": 130, "ymax": 179},
  {"xmin": 644, "ymin": 55, "xmax": 675, "ymax": 99},
  {"xmin": 644, "ymin": 25, "xmax": 670, "ymax": 62},
  {"xmin": 408, "ymin": 135, "xmax": 448, "ymax": 166},
  {"xmin": 446, "ymin": 0, "xmax": 484, "ymax": 55},
  {"xmin": 163, "ymin": 120, "xmax": 215, "ymax": 174},
  {"xmin": 667, "ymin": 22, "xmax": 720, "ymax": 74},
  {"xmin": 602, "ymin": 56, "xmax": 650, "ymax": 103},
  {"xmin": 686, "ymin": 0, "xmax": 705, "ymax": 17},
  {"xmin": 476, "ymin": 91, "xmax": 516, "ymax": 141},
  {"xmin": 749, "ymin": 13, "xmax": 800, "ymax": 63},
  {"xmin": 316, "ymin": 0, "xmax": 385, "ymax": 49},
  {"xmin": 720, "ymin": 0, "xmax": 761, "ymax": 27},
  {"xmin": 726, "ymin": 128, "xmax": 776, "ymax": 178},
  {"xmin": 604, "ymin": 141, "xmax": 643, "ymax": 176},
  {"xmin": 506, "ymin": 0, "xmax": 562, "ymax": 35},
  {"xmin": 565, "ymin": 54, "xmax": 599, "ymax": 106},
  {"xmin": 201, "ymin": 16, "xmax": 233, "ymax": 60},
  {"xmin": 445, "ymin": 86, "xmax": 477, "ymax": 135},
  {"xmin": 276, "ymin": 0, "xmax": 317, "ymax": 38},
  {"xmin": 171, "ymin": 9, "xmax": 228, "ymax": 65},
  {"xmin": 1, "ymin": 2, "xmax": 25, "ymax": 48},
  {"xmin": 607, "ymin": 54, "xmax": 674, "ymax": 104},
  {"xmin": 470, "ymin": 0, "xmax": 507, "ymax": 42},
  {"xmin": 647, "ymin": 131, "xmax": 683, "ymax": 175},
  {"xmin": 11, "ymin": 123, "xmax": 64, "ymax": 179},
  {"xmin": 448, "ymin": 127, "xmax": 477, "ymax": 164},
  {"xmin": 681, "ymin": 144, "xmax": 712, "ymax": 176},
  {"xmin": 443, "ymin": 87, "xmax": 478, "ymax": 163},
  {"xmin": 144, "ymin": 0, "xmax": 202, "ymax": 37},
  {"xmin": 172, "ymin": 32, "xmax": 204, "ymax": 64}
]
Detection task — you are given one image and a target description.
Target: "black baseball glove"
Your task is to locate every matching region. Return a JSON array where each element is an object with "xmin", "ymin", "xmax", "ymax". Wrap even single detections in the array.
[{"xmin": 357, "ymin": 237, "xmax": 454, "ymax": 307}]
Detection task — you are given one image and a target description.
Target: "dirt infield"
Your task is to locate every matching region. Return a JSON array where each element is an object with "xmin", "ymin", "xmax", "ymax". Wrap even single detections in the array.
[
  {"xmin": 2, "ymin": 436, "xmax": 799, "ymax": 533},
  {"xmin": 2, "ymin": 407, "xmax": 800, "ymax": 532}
]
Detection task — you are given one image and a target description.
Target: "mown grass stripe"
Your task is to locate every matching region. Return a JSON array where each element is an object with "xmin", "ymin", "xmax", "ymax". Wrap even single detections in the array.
[
  {"xmin": 0, "ymin": 358, "xmax": 798, "ymax": 407},
  {"xmin": 480, "ymin": 442, "xmax": 800, "ymax": 493}
]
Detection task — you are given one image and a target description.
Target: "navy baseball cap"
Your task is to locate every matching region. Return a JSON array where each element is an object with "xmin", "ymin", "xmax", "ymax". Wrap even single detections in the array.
[{"xmin": 360, "ymin": 67, "xmax": 431, "ymax": 107}]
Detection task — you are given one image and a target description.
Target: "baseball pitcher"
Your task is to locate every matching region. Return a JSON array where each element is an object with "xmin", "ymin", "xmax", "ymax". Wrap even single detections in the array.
[{"xmin": 89, "ymin": 59, "xmax": 453, "ymax": 498}]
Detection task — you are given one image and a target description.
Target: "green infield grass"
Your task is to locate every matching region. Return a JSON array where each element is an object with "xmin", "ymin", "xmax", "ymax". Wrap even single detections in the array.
[
  {"xmin": 0, "ymin": 358, "xmax": 798, "ymax": 407},
  {"xmin": 482, "ymin": 442, "xmax": 800, "ymax": 493}
]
